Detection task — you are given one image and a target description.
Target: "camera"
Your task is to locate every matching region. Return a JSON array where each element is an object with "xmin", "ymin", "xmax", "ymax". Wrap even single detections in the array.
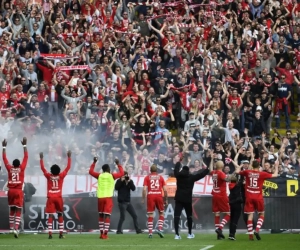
[{"xmin": 125, "ymin": 175, "xmax": 129, "ymax": 181}]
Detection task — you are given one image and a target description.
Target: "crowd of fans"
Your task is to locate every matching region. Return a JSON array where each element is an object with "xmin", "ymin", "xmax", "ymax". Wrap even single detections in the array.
[{"xmin": 0, "ymin": 0, "xmax": 299, "ymax": 178}]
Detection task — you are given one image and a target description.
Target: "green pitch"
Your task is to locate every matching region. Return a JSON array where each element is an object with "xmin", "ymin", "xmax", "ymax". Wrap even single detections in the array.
[{"xmin": 0, "ymin": 233, "xmax": 299, "ymax": 250}]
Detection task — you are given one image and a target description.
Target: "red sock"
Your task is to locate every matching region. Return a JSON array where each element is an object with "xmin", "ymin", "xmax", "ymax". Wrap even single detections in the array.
[
  {"xmin": 214, "ymin": 216, "xmax": 220, "ymax": 230},
  {"xmin": 148, "ymin": 217, "xmax": 154, "ymax": 234},
  {"xmin": 48, "ymin": 216, "xmax": 53, "ymax": 235},
  {"xmin": 104, "ymin": 217, "xmax": 110, "ymax": 235},
  {"xmin": 58, "ymin": 215, "xmax": 64, "ymax": 235},
  {"xmin": 9, "ymin": 209, "xmax": 15, "ymax": 229},
  {"xmin": 99, "ymin": 216, "xmax": 104, "ymax": 234},
  {"xmin": 247, "ymin": 220, "xmax": 253, "ymax": 235},
  {"xmin": 158, "ymin": 215, "xmax": 164, "ymax": 231},
  {"xmin": 219, "ymin": 214, "xmax": 230, "ymax": 229},
  {"xmin": 255, "ymin": 216, "xmax": 264, "ymax": 233},
  {"xmin": 14, "ymin": 210, "xmax": 21, "ymax": 230}
]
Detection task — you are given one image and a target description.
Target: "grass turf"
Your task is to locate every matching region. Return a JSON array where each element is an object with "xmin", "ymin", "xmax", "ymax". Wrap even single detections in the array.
[{"xmin": 0, "ymin": 233, "xmax": 299, "ymax": 250}]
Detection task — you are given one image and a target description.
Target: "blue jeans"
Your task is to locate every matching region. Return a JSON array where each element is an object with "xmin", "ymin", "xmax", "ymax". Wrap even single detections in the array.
[{"xmin": 275, "ymin": 105, "xmax": 290, "ymax": 128}]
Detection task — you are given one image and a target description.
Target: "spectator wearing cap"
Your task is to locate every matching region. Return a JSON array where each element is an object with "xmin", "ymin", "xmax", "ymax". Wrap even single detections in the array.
[
  {"xmin": 183, "ymin": 110, "xmax": 199, "ymax": 130},
  {"xmin": 275, "ymin": 75, "xmax": 291, "ymax": 129},
  {"xmin": 214, "ymin": 140, "xmax": 226, "ymax": 160},
  {"xmin": 282, "ymin": 155, "xmax": 293, "ymax": 173}
]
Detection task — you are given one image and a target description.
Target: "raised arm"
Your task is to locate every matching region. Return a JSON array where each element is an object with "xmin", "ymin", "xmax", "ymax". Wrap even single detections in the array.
[
  {"xmin": 192, "ymin": 167, "xmax": 210, "ymax": 182},
  {"xmin": 20, "ymin": 137, "xmax": 28, "ymax": 170},
  {"xmin": 39, "ymin": 152, "xmax": 49, "ymax": 176},
  {"xmin": 61, "ymin": 150, "xmax": 72, "ymax": 177},
  {"xmin": 174, "ymin": 158, "xmax": 181, "ymax": 178},
  {"xmin": 272, "ymin": 159, "xmax": 279, "ymax": 178},
  {"xmin": 112, "ymin": 159, "xmax": 125, "ymax": 179},
  {"xmin": 2, "ymin": 139, "xmax": 10, "ymax": 170},
  {"xmin": 89, "ymin": 157, "xmax": 100, "ymax": 179}
]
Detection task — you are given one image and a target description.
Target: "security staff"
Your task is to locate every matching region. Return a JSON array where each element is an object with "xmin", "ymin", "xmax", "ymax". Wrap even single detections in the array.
[
  {"xmin": 228, "ymin": 175, "xmax": 243, "ymax": 240},
  {"xmin": 173, "ymin": 157, "xmax": 210, "ymax": 239},
  {"xmin": 115, "ymin": 171, "xmax": 143, "ymax": 234}
]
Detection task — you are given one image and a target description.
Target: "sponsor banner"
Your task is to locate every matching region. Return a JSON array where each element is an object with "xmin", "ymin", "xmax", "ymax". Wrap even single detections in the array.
[
  {"xmin": 21, "ymin": 175, "xmax": 300, "ymax": 198},
  {"xmin": 1, "ymin": 197, "xmax": 300, "ymax": 231},
  {"xmin": 0, "ymin": 197, "xmax": 228, "ymax": 231}
]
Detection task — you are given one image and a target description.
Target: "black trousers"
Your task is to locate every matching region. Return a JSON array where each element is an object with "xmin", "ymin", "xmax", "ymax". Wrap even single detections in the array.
[
  {"xmin": 174, "ymin": 200, "xmax": 193, "ymax": 217},
  {"xmin": 174, "ymin": 201, "xmax": 193, "ymax": 235},
  {"xmin": 229, "ymin": 203, "xmax": 242, "ymax": 236},
  {"xmin": 117, "ymin": 202, "xmax": 140, "ymax": 232}
]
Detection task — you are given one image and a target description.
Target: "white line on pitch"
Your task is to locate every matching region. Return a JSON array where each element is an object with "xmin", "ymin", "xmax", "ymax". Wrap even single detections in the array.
[
  {"xmin": 200, "ymin": 245, "xmax": 214, "ymax": 250},
  {"xmin": 0, "ymin": 245, "xmax": 211, "ymax": 248}
]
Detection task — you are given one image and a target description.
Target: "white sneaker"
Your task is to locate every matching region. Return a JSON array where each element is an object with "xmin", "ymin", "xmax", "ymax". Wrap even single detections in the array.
[
  {"xmin": 13, "ymin": 229, "xmax": 19, "ymax": 238},
  {"xmin": 187, "ymin": 233, "xmax": 195, "ymax": 239},
  {"xmin": 174, "ymin": 235, "xmax": 181, "ymax": 240}
]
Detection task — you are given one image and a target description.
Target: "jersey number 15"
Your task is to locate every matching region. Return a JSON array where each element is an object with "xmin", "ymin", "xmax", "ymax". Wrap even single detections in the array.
[{"xmin": 249, "ymin": 177, "xmax": 258, "ymax": 187}]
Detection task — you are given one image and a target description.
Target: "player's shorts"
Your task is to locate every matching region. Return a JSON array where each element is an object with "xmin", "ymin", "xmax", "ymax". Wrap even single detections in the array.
[
  {"xmin": 8, "ymin": 189, "xmax": 23, "ymax": 208},
  {"xmin": 98, "ymin": 197, "xmax": 113, "ymax": 215},
  {"xmin": 147, "ymin": 196, "xmax": 164, "ymax": 213},
  {"xmin": 212, "ymin": 195, "xmax": 230, "ymax": 213},
  {"xmin": 244, "ymin": 198, "xmax": 264, "ymax": 214},
  {"xmin": 46, "ymin": 197, "xmax": 64, "ymax": 214}
]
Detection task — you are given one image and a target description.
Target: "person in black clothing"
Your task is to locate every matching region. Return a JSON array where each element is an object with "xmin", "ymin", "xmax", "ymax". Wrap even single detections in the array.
[
  {"xmin": 173, "ymin": 157, "xmax": 210, "ymax": 239},
  {"xmin": 228, "ymin": 175, "xmax": 243, "ymax": 241},
  {"xmin": 115, "ymin": 171, "xmax": 143, "ymax": 234}
]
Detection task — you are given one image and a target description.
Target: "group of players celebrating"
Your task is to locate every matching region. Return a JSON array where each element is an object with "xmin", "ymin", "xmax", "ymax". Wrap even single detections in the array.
[{"xmin": 3, "ymin": 138, "xmax": 277, "ymax": 241}]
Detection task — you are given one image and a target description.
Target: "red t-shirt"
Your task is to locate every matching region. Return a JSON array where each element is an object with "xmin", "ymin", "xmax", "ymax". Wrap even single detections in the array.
[
  {"xmin": 3, "ymin": 151, "xmax": 28, "ymax": 189},
  {"xmin": 40, "ymin": 158, "xmax": 71, "ymax": 198},
  {"xmin": 143, "ymin": 173, "xmax": 165, "ymax": 197},
  {"xmin": 137, "ymin": 155, "xmax": 152, "ymax": 173},
  {"xmin": 210, "ymin": 170, "xmax": 227, "ymax": 196},
  {"xmin": 228, "ymin": 95, "xmax": 241, "ymax": 107},
  {"xmin": 248, "ymin": 54, "xmax": 257, "ymax": 69},
  {"xmin": 239, "ymin": 170, "xmax": 272, "ymax": 199}
]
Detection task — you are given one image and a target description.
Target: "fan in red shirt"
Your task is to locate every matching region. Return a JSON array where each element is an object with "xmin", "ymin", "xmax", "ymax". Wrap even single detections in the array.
[
  {"xmin": 2, "ymin": 137, "xmax": 28, "ymax": 238},
  {"xmin": 209, "ymin": 158, "xmax": 231, "ymax": 240},
  {"xmin": 236, "ymin": 160, "xmax": 278, "ymax": 241},
  {"xmin": 142, "ymin": 164, "xmax": 168, "ymax": 239},
  {"xmin": 39, "ymin": 150, "xmax": 72, "ymax": 239}
]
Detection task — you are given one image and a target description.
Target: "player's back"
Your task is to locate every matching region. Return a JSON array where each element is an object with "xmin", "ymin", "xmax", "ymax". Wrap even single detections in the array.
[
  {"xmin": 211, "ymin": 170, "xmax": 227, "ymax": 196},
  {"xmin": 242, "ymin": 170, "xmax": 272, "ymax": 199},
  {"xmin": 8, "ymin": 167, "xmax": 25, "ymax": 189},
  {"xmin": 46, "ymin": 173, "xmax": 65, "ymax": 198},
  {"xmin": 144, "ymin": 173, "xmax": 165, "ymax": 196}
]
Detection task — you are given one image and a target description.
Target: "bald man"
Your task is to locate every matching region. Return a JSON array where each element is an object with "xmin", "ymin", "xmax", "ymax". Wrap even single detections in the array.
[{"xmin": 209, "ymin": 158, "xmax": 232, "ymax": 240}]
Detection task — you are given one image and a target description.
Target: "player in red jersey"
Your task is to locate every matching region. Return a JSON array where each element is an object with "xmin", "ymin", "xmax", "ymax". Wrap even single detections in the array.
[
  {"xmin": 2, "ymin": 137, "xmax": 28, "ymax": 238},
  {"xmin": 142, "ymin": 164, "xmax": 168, "ymax": 239},
  {"xmin": 209, "ymin": 157, "xmax": 231, "ymax": 240},
  {"xmin": 236, "ymin": 160, "xmax": 278, "ymax": 241},
  {"xmin": 39, "ymin": 151, "xmax": 72, "ymax": 239}
]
